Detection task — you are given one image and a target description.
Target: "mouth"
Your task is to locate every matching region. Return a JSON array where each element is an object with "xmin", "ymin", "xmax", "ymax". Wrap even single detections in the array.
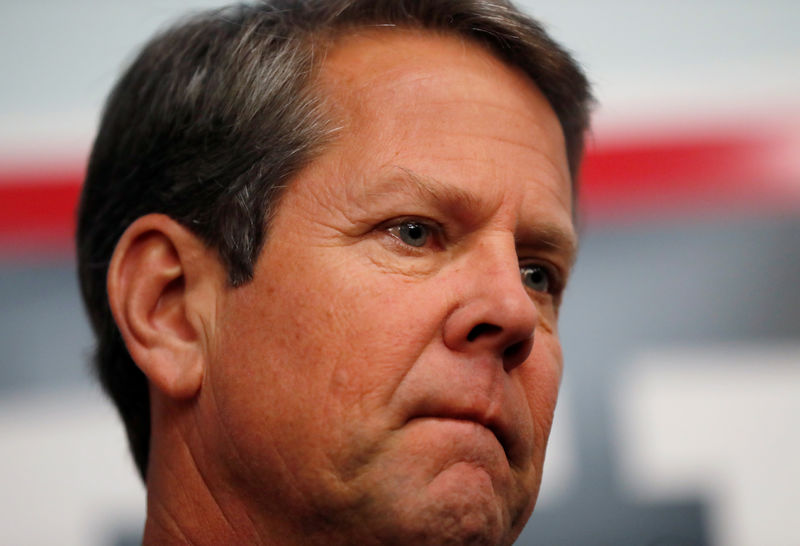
[{"xmin": 407, "ymin": 407, "xmax": 513, "ymax": 463}]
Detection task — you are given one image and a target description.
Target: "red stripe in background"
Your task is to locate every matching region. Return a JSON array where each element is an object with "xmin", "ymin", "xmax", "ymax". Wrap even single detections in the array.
[
  {"xmin": 580, "ymin": 129, "xmax": 799, "ymax": 221},
  {"xmin": 0, "ymin": 128, "xmax": 798, "ymax": 255},
  {"xmin": 0, "ymin": 168, "xmax": 84, "ymax": 256}
]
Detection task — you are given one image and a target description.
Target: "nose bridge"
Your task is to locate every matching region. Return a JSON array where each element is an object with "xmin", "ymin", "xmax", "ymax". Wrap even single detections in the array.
[
  {"xmin": 477, "ymin": 233, "xmax": 523, "ymax": 293},
  {"xmin": 442, "ymin": 230, "xmax": 538, "ymax": 369},
  {"xmin": 474, "ymin": 233, "xmax": 538, "ymax": 325}
]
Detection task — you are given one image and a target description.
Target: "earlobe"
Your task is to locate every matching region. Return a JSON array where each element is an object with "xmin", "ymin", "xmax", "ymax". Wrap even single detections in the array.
[{"xmin": 108, "ymin": 214, "xmax": 219, "ymax": 400}]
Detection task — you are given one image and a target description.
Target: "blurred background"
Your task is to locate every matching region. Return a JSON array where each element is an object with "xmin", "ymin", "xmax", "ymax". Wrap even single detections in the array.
[{"xmin": 1, "ymin": 1, "xmax": 798, "ymax": 544}]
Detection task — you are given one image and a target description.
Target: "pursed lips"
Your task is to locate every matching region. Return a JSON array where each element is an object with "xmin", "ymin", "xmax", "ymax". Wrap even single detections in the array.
[{"xmin": 406, "ymin": 400, "xmax": 517, "ymax": 464}]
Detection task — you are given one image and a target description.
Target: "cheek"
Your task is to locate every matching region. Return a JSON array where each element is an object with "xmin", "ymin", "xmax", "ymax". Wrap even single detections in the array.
[
  {"xmin": 229, "ymin": 251, "xmax": 447, "ymax": 423},
  {"xmin": 519, "ymin": 337, "xmax": 563, "ymax": 451},
  {"xmin": 321, "ymin": 273, "xmax": 447, "ymax": 403},
  {"xmin": 210, "ymin": 274, "xmax": 344, "ymax": 426},
  {"xmin": 206, "ymin": 288, "xmax": 361, "ymax": 499}
]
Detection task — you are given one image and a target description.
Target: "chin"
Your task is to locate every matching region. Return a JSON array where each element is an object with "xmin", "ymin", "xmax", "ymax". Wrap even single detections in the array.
[{"xmin": 366, "ymin": 461, "xmax": 525, "ymax": 546}]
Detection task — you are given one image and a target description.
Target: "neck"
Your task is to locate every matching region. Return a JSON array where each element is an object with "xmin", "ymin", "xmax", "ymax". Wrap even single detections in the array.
[
  {"xmin": 142, "ymin": 396, "xmax": 265, "ymax": 545},
  {"xmin": 143, "ymin": 395, "xmax": 373, "ymax": 545}
]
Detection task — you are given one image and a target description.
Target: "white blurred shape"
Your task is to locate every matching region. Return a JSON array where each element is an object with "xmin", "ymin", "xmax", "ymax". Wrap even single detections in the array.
[
  {"xmin": 0, "ymin": 388, "xmax": 145, "ymax": 545},
  {"xmin": 536, "ymin": 387, "xmax": 577, "ymax": 508},
  {"xmin": 616, "ymin": 345, "xmax": 800, "ymax": 546}
]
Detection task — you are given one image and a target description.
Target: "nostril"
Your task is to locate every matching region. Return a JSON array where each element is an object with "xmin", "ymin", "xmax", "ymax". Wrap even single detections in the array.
[
  {"xmin": 503, "ymin": 335, "xmax": 532, "ymax": 358},
  {"xmin": 466, "ymin": 322, "xmax": 501, "ymax": 342},
  {"xmin": 502, "ymin": 335, "xmax": 534, "ymax": 371},
  {"xmin": 503, "ymin": 341, "xmax": 523, "ymax": 359}
]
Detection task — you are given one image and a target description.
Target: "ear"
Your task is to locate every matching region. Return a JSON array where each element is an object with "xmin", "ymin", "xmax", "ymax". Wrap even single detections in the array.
[{"xmin": 107, "ymin": 213, "xmax": 223, "ymax": 400}]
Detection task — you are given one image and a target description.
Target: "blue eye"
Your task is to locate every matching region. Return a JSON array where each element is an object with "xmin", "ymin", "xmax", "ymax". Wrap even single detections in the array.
[
  {"xmin": 391, "ymin": 221, "xmax": 430, "ymax": 247},
  {"xmin": 520, "ymin": 264, "xmax": 550, "ymax": 293}
]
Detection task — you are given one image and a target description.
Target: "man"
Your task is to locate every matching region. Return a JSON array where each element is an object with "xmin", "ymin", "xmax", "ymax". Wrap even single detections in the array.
[{"xmin": 77, "ymin": 1, "xmax": 591, "ymax": 543}]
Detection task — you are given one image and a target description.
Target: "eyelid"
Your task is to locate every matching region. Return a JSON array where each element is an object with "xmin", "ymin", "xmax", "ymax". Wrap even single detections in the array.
[{"xmin": 381, "ymin": 215, "xmax": 441, "ymax": 229}]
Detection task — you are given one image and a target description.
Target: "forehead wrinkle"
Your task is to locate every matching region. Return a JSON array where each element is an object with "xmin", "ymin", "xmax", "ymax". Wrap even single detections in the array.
[
  {"xmin": 362, "ymin": 166, "xmax": 499, "ymax": 220},
  {"xmin": 422, "ymin": 129, "xmax": 567, "ymax": 171},
  {"xmin": 529, "ymin": 171, "xmax": 573, "ymax": 216},
  {"xmin": 414, "ymin": 95, "xmax": 558, "ymax": 128}
]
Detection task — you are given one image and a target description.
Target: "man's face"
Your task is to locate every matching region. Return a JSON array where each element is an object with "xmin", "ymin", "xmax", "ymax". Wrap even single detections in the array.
[{"xmin": 202, "ymin": 30, "xmax": 576, "ymax": 545}]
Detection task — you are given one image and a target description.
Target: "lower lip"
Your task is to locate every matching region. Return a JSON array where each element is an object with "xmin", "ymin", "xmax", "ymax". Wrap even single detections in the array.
[{"xmin": 406, "ymin": 417, "xmax": 507, "ymax": 459}]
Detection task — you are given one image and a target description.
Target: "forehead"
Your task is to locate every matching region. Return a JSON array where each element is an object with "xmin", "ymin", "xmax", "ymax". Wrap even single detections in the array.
[
  {"xmin": 319, "ymin": 28, "xmax": 566, "ymax": 143},
  {"xmin": 306, "ymin": 27, "xmax": 574, "ymax": 236}
]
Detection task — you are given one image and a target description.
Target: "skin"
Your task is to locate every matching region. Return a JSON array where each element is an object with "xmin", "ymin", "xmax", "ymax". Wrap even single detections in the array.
[{"xmin": 135, "ymin": 29, "xmax": 576, "ymax": 545}]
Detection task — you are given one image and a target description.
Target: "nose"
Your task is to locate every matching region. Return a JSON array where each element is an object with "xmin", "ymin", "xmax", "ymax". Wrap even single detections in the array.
[{"xmin": 442, "ymin": 240, "xmax": 539, "ymax": 372}]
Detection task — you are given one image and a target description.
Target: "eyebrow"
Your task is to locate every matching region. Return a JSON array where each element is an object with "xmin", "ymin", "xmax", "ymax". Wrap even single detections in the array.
[
  {"xmin": 366, "ymin": 166, "xmax": 488, "ymax": 219},
  {"xmin": 515, "ymin": 223, "xmax": 579, "ymax": 269},
  {"xmin": 366, "ymin": 166, "xmax": 578, "ymax": 265}
]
